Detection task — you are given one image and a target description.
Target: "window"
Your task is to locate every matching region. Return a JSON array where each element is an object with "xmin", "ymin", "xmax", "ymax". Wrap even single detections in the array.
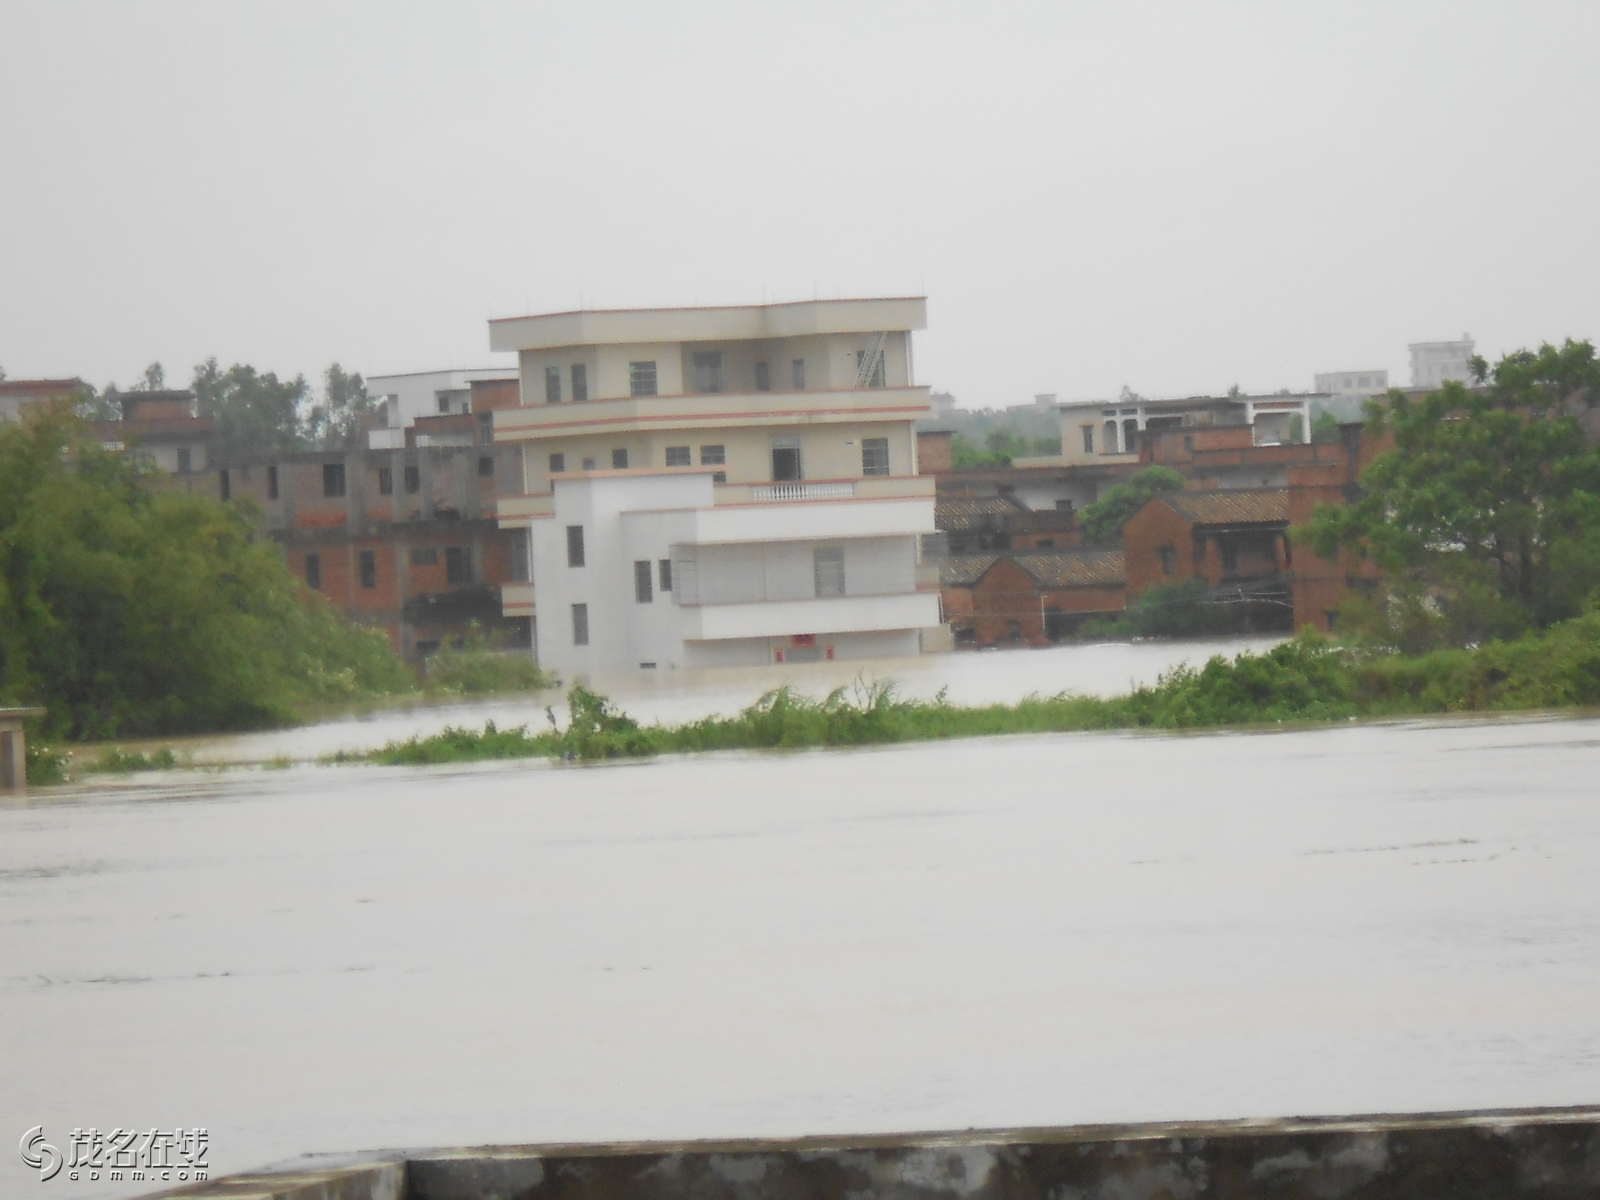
[
  {"xmin": 548, "ymin": 452, "xmax": 565, "ymax": 474},
  {"xmin": 377, "ymin": 466, "xmax": 394, "ymax": 495},
  {"xmin": 566, "ymin": 524, "xmax": 585, "ymax": 567},
  {"xmin": 219, "ymin": 468, "xmax": 230, "ymax": 501},
  {"xmin": 665, "ymin": 445, "xmax": 691, "ymax": 467},
  {"xmin": 813, "ymin": 545, "xmax": 845, "ymax": 597},
  {"xmin": 323, "ymin": 462, "xmax": 346, "ymax": 497},
  {"xmin": 177, "ymin": 447, "xmax": 191, "ymax": 473},
  {"xmin": 1081, "ymin": 426, "xmax": 1094, "ymax": 454},
  {"xmin": 1221, "ymin": 541, "xmax": 1239, "ymax": 573},
  {"xmin": 771, "ymin": 436, "xmax": 802, "ymax": 482},
  {"xmin": 755, "ymin": 361, "xmax": 770, "ymax": 391},
  {"xmin": 611, "ymin": 447, "xmax": 628, "ymax": 469},
  {"xmin": 659, "ymin": 558, "xmax": 672, "ymax": 592},
  {"xmin": 445, "ymin": 546, "xmax": 469, "ymax": 585},
  {"xmin": 359, "ymin": 549, "xmax": 377, "ymax": 589},
  {"xmin": 437, "ymin": 396, "xmax": 452, "ymax": 414},
  {"xmin": 511, "ymin": 533, "xmax": 530, "ymax": 582},
  {"xmin": 700, "ymin": 444, "xmax": 725, "ymax": 465},
  {"xmin": 478, "ymin": 455, "xmax": 495, "ymax": 478},
  {"xmin": 629, "ymin": 360, "xmax": 658, "ymax": 397},
  {"xmin": 634, "ymin": 560, "xmax": 653, "ymax": 603},
  {"xmin": 545, "ymin": 365, "xmax": 562, "ymax": 404},
  {"xmin": 304, "ymin": 553, "xmax": 322, "ymax": 590},
  {"xmin": 411, "ymin": 547, "xmax": 438, "ymax": 566},
  {"xmin": 712, "ymin": 471, "xmax": 726, "ymax": 484},
  {"xmin": 1158, "ymin": 545, "xmax": 1176, "ymax": 576},
  {"xmin": 691, "ymin": 350, "xmax": 724, "ymax": 394},
  {"xmin": 267, "ymin": 465, "xmax": 279, "ymax": 500},
  {"xmin": 791, "ymin": 358, "xmax": 806, "ymax": 389},
  {"xmin": 571, "ymin": 603, "xmax": 589, "ymax": 646},
  {"xmin": 857, "ymin": 348, "xmax": 886, "ymax": 388},
  {"xmin": 404, "ymin": 464, "xmax": 420, "ymax": 493},
  {"xmin": 478, "ymin": 413, "xmax": 494, "ymax": 445},
  {"xmin": 861, "ymin": 437, "xmax": 890, "ymax": 477},
  {"xmin": 571, "ymin": 363, "xmax": 588, "ymax": 401},
  {"xmin": 581, "ymin": 456, "xmax": 596, "ymax": 470}
]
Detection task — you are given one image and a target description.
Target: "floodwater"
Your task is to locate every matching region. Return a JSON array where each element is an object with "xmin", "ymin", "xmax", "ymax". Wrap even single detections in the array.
[
  {"xmin": 3, "ymin": 658, "xmax": 1599, "ymax": 1198},
  {"xmin": 163, "ymin": 637, "xmax": 1288, "ymax": 765}
]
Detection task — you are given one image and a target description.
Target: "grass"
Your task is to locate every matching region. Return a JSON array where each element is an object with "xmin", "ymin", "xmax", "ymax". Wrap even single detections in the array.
[{"xmin": 356, "ymin": 611, "xmax": 1600, "ymax": 767}]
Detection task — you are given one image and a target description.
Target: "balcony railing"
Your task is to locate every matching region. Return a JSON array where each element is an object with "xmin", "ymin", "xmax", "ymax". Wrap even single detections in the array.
[{"xmin": 749, "ymin": 481, "xmax": 855, "ymax": 502}]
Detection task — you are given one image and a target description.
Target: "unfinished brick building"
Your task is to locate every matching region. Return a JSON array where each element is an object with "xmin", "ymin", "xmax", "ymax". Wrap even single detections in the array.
[{"xmin": 942, "ymin": 549, "xmax": 1126, "ymax": 646}]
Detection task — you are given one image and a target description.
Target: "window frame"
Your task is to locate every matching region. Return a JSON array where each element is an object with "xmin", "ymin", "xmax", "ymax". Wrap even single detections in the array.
[
  {"xmin": 377, "ymin": 466, "xmax": 394, "ymax": 495},
  {"xmin": 611, "ymin": 448, "xmax": 629, "ymax": 470},
  {"xmin": 545, "ymin": 365, "xmax": 562, "ymax": 404},
  {"xmin": 566, "ymin": 525, "xmax": 585, "ymax": 568},
  {"xmin": 548, "ymin": 452, "xmax": 565, "ymax": 475},
  {"xmin": 813, "ymin": 544, "xmax": 845, "ymax": 598},
  {"xmin": 445, "ymin": 546, "xmax": 470, "ymax": 585},
  {"xmin": 305, "ymin": 553, "xmax": 322, "ymax": 591},
  {"xmin": 629, "ymin": 360, "xmax": 658, "ymax": 397},
  {"xmin": 359, "ymin": 548, "xmax": 377, "ymax": 589},
  {"xmin": 664, "ymin": 445, "xmax": 692, "ymax": 467},
  {"xmin": 861, "ymin": 437, "xmax": 890, "ymax": 477},
  {"xmin": 478, "ymin": 455, "xmax": 495, "ymax": 478},
  {"xmin": 755, "ymin": 361, "xmax": 770, "ymax": 392},
  {"xmin": 659, "ymin": 558, "xmax": 673, "ymax": 593},
  {"xmin": 571, "ymin": 603, "xmax": 589, "ymax": 646},
  {"xmin": 322, "ymin": 462, "xmax": 346, "ymax": 498},
  {"xmin": 571, "ymin": 362, "xmax": 588, "ymax": 402},
  {"xmin": 634, "ymin": 560, "xmax": 654, "ymax": 604}
]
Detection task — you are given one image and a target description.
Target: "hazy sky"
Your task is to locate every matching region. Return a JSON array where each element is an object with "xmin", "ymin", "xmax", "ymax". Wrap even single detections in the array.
[{"xmin": 3, "ymin": 1, "xmax": 1598, "ymax": 408}]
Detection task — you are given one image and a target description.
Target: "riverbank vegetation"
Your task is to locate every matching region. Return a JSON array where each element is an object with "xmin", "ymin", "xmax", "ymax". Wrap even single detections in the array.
[
  {"xmin": 1, "ymin": 407, "xmax": 414, "ymax": 746},
  {"xmin": 365, "ymin": 610, "xmax": 1600, "ymax": 766}
]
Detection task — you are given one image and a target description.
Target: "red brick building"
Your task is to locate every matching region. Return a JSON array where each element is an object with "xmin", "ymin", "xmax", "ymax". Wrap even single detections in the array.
[{"xmin": 943, "ymin": 549, "xmax": 1125, "ymax": 646}]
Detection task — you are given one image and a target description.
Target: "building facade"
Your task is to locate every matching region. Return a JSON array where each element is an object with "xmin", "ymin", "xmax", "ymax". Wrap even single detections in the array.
[
  {"xmin": 1053, "ymin": 392, "xmax": 1317, "ymax": 466},
  {"xmin": 366, "ymin": 368, "xmax": 519, "ymax": 449},
  {"xmin": 1408, "ymin": 336, "xmax": 1475, "ymax": 389},
  {"xmin": 1313, "ymin": 369, "xmax": 1389, "ymax": 397},
  {"xmin": 489, "ymin": 298, "xmax": 942, "ymax": 673}
]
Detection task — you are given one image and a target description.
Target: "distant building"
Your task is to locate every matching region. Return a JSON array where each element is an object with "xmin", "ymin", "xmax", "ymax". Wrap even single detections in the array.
[
  {"xmin": 941, "ymin": 550, "xmax": 1125, "ymax": 646},
  {"xmin": 1053, "ymin": 391, "xmax": 1317, "ymax": 466},
  {"xmin": 488, "ymin": 297, "xmax": 942, "ymax": 672},
  {"xmin": 1313, "ymin": 369, "xmax": 1388, "ymax": 396},
  {"xmin": 1408, "ymin": 335, "xmax": 1475, "ymax": 389},
  {"xmin": 928, "ymin": 391, "xmax": 957, "ymax": 419},
  {"xmin": 367, "ymin": 368, "xmax": 519, "ymax": 449},
  {"xmin": 0, "ymin": 378, "xmax": 83, "ymax": 422},
  {"xmin": 89, "ymin": 391, "xmax": 217, "ymax": 479}
]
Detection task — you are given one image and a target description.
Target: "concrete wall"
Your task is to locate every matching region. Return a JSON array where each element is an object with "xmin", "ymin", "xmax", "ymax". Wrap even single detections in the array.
[{"xmin": 142, "ymin": 1107, "xmax": 1600, "ymax": 1200}]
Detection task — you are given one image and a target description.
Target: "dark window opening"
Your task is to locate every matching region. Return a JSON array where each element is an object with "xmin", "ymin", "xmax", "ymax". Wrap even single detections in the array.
[
  {"xmin": 571, "ymin": 363, "xmax": 588, "ymax": 401},
  {"xmin": 611, "ymin": 447, "xmax": 628, "ymax": 469},
  {"xmin": 571, "ymin": 603, "xmax": 589, "ymax": 646},
  {"xmin": 1221, "ymin": 541, "xmax": 1239, "ymax": 573},
  {"xmin": 304, "ymin": 553, "xmax": 322, "ymax": 590},
  {"xmin": 862, "ymin": 437, "xmax": 890, "ymax": 476},
  {"xmin": 659, "ymin": 558, "xmax": 672, "ymax": 592},
  {"xmin": 377, "ymin": 466, "xmax": 393, "ymax": 495},
  {"xmin": 665, "ymin": 445, "xmax": 691, "ymax": 467},
  {"xmin": 549, "ymin": 452, "xmax": 565, "ymax": 474},
  {"xmin": 445, "ymin": 546, "xmax": 470, "ymax": 585},
  {"xmin": 404, "ymin": 464, "xmax": 420, "ymax": 494},
  {"xmin": 755, "ymin": 361, "xmax": 770, "ymax": 391},
  {"xmin": 267, "ymin": 465, "xmax": 279, "ymax": 500},
  {"xmin": 1159, "ymin": 545, "xmax": 1176, "ymax": 576},
  {"xmin": 629, "ymin": 361, "xmax": 657, "ymax": 397},
  {"xmin": 545, "ymin": 365, "xmax": 562, "ymax": 404},
  {"xmin": 218, "ymin": 468, "xmax": 230, "ymax": 501},
  {"xmin": 791, "ymin": 358, "xmax": 805, "ymax": 389},
  {"xmin": 567, "ymin": 525, "xmax": 585, "ymax": 568},
  {"xmin": 478, "ymin": 455, "xmax": 495, "ymax": 478},
  {"xmin": 323, "ymin": 462, "xmax": 346, "ymax": 497},
  {"xmin": 1081, "ymin": 426, "xmax": 1094, "ymax": 454},
  {"xmin": 634, "ymin": 560, "xmax": 653, "ymax": 603},
  {"xmin": 177, "ymin": 447, "xmax": 192, "ymax": 473},
  {"xmin": 772, "ymin": 442, "xmax": 802, "ymax": 482},
  {"xmin": 691, "ymin": 351, "xmax": 724, "ymax": 394},
  {"xmin": 700, "ymin": 444, "xmax": 725, "ymax": 465},
  {"xmin": 359, "ymin": 549, "xmax": 377, "ymax": 589}
]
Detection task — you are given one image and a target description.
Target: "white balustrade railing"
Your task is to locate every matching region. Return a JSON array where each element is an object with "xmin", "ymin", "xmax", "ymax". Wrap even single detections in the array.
[{"xmin": 749, "ymin": 481, "xmax": 856, "ymax": 502}]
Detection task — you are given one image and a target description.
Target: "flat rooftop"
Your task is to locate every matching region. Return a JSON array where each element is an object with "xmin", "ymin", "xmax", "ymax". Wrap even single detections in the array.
[{"xmin": 489, "ymin": 297, "xmax": 927, "ymax": 352}]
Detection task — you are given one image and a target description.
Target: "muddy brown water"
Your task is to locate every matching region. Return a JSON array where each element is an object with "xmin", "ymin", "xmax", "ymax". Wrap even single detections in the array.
[{"xmin": 2, "ymin": 646, "xmax": 1598, "ymax": 1197}]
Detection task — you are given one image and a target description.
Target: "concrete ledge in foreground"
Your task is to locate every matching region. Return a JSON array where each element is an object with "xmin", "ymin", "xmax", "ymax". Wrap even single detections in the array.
[{"xmin": 142, "ymin": 1105, "xmax": 1600, "ymax": 1199}]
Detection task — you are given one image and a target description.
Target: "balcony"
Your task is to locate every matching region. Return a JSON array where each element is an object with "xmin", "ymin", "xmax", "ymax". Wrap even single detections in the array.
[
  {"xmin": 495, "ymin": 475, "xmax": 935, "ymax": 526},
  {"xmin": 679, "ymin": 591, "xmax": 942, "ymax": 642},
  {"xmin": 493, "ymin": 386, "xmax": 932, "ymax": 442}
]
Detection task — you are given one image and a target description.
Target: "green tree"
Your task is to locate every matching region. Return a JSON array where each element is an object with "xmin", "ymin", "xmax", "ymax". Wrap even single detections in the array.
[
  {"xmin": 1307, "ymin": 339, "xmax": 1600, "ymax": 647},
  {"xmin": 191, "ymin": 357, "xmax": 310, "ymax": 458},
  {"xmin": 1311, "ymin": 411, "xmax": 1341, "ymax": 443},
  {"xmin": 303, "ymin": 363, "xmax": 380, "ymax": 450},
  {"xmin": 0, "ymin": 406, "xmax": 411, "ymax": 739},
  {"xmin": 1078, "ymin": 466, "xmax": 1187, "ymax": 544}
]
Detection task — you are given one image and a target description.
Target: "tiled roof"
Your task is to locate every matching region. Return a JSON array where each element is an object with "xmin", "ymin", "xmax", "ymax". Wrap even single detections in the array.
[
  {"xmin": 934, "ymin": 495, "xmax": 1031, "ymax": 530},
  {"xmin": 1013, "ymin": 549, "xmax": 1126, "ymax": 588},
  {"xmin": 939, "ymin": 554, "xmax": 1000, "ymax": 586},
  {"xmin": 1161, "ymin": 488, "xmax": 1289, "ymax": 526}
]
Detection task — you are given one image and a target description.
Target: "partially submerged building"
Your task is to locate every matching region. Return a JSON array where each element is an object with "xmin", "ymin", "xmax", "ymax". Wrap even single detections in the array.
[{"xmin": 488, "ymin": 298, "xmax": 943, "ymax": 672}]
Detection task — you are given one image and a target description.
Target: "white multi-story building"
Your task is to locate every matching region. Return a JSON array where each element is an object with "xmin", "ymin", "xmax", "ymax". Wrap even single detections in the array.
[
  {"xmin": 366, "ymin": 367, "xmax": 519, "ymax": 449},
  {"xmin": 489, "ymin": 298, "xmax": 942, "ymax": 673},
  {"xmin": 1313, "ymin": 369, "xmax": 1388, "ymax": 396},
  {"xmin": 1408, "ymin": 336, "xmax": 1475, "ymax": 389},
  {"xmin": 1052, "ymin": 391, "xmax": 1317, "ymax": 466}
]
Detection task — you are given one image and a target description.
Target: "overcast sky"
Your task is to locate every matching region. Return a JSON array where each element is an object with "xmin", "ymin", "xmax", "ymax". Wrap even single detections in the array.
[{"xmin": 3, "ymin": 1, "xmax": 1598, "ymax": 408}]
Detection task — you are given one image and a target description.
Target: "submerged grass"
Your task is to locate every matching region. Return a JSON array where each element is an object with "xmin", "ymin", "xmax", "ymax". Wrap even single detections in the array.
[{"xmin": 360, "ymin": 611, "xmax": 1600, "ymax": 766}]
